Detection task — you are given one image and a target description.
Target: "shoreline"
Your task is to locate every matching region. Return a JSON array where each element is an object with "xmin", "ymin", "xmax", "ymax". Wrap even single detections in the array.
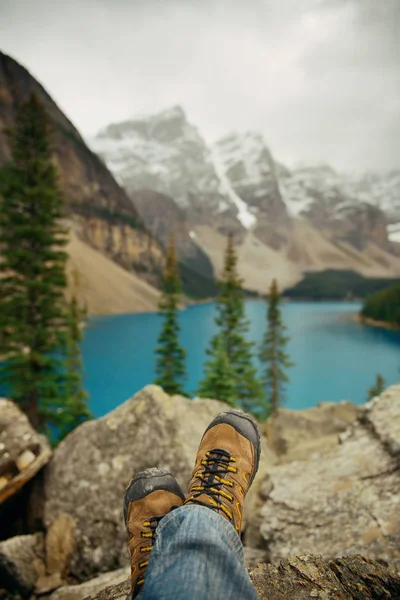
[{"xmin": 356, "ymin": 314, "xmax": 400, "ymax": 332}]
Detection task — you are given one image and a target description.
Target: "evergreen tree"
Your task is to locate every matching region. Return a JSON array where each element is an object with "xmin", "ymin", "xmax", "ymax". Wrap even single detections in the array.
[
  {"xmin": 197, "ymin": 335, "xmax": 236, "ymax": 406},
  {"xmin": 0, "ymin": 94, "xmax": 89, "ymax": 434},
  {"xmin": 204, "ymin": 234, "xmax": 263, "ymax": 413},
  {"xmin": 367, "ymin": 373, "xmax": 385, "ymax": 401},
  {"xmin": 56, "ymin": 297, "xmax": 92, "ymax": 443},
  {"xmin": 154, "ymin": 235, "xmax": 187, "ymax": 395},
  {"xmin": 259, "ymin": 279, "xmax": 293, "ymax": 417}
]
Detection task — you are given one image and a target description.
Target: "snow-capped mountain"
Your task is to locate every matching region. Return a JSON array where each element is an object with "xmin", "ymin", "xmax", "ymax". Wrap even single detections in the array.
[
  {"xmin": 92, "ymin": 105, "xmax": 242, "ymax": 235},
  {"xmin": 90, "ymin": 107, "xmax": 400, "ymax": 292}
]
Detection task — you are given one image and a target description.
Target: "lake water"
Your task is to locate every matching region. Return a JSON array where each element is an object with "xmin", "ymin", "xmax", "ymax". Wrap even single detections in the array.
[{"xmin": 82, "ymin": 301, "xmax": 400, "ymax": 418}]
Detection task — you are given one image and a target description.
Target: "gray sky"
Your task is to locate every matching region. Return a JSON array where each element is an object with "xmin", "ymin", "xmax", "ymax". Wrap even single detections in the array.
[{"xmin": 1, "ymin": 0, "xmax": 399, "ymax": 171}]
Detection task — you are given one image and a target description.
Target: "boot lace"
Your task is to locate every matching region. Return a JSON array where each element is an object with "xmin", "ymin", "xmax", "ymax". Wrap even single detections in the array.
[
  {"xmin": 133, "ymin": 507, "xmax": 177, "ymax": 595},
  {"xmin": 185, "ymin": 448, "xmax": 238, "ymax": 524}
]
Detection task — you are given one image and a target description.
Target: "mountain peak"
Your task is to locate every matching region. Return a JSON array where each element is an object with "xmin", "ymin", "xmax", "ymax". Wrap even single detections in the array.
[{"xmin": 152, "ymin": 104, "xmax": 186, "ymax": 122}]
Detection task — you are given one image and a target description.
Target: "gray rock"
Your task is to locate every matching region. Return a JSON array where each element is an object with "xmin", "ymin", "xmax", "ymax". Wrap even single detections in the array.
[
  {"xmin": 265, "ymin": 400, "xmax": 361, "ymax": 462},
  {"xmin": 365, "ymin": 387, "xmax": 400, "ymax": 457},
  {"xmin": 0, "ymin": 398, "xmax": 51, "ymax": 505},
  {"xmin": 43, "ymin": 385, "xmax": 275, "ymax": 580},
  {"xmin": 0, "ymin": 533, "xmax": 45, "ymax": 597},
  {"xmin": 49, "ymin": 568, "xmax": 130, "ymax": 600},
  {"xmin": 259, "ymin": 386, "xmax": 400, "ymax": 570}
]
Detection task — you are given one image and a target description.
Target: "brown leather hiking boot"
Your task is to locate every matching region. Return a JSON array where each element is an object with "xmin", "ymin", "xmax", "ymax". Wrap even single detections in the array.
[
  {"xmin": 185, "ymin": 410, "xmax": 261, "ymax": 534},
  {"xmin": 124, "ymin": 468, "xmax": 185, "ymax": 598}
]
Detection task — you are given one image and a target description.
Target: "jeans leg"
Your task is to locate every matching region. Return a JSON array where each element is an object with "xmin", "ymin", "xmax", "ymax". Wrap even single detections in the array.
[{"xmin": 141, "ymin": 505, "xmax": 259, "ymax": 600}]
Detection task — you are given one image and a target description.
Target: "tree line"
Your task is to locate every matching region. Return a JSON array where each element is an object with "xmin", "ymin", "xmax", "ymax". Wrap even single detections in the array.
[
  {"xmin": 361, "ymin": 283, "xmax": 400, "ymax": 327},
  {"xmin": 154, "ymin": 234, "xmax": 293, "ymax": 419}
]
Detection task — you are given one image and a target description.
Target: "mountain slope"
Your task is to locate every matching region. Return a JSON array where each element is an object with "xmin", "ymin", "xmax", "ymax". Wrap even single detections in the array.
[
  {"xmin": 92, "ymin": 108, "xmax": 400, "ymax": 293},
  {"xmin": 0, "ymin": 52, "xmax": 163, "ymax": 313},
  {"xmin": 67, "ymin": 230, "xmax": 160, "ymax": 314}
]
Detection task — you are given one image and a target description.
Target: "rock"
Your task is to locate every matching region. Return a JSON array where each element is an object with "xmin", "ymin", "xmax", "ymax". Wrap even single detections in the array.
[
  {"xmin": 49, "ymin": 568, "xmax": 130, "ymax": 600},
  {"xmin": 45, "ymin": 514, "xmax": 76, "ymax": 578},
  {"xmin": 365, "ymin": 388, "xmax": 400, "ymax": 457},
  {"xmin": 243, "ymin": 547, "xmax": 269, "ymax": 569},
  {"xmin": 259, "ymin": 386, "xmax": 400, "ymax": 569},
  {"xmin": 34, "ymin": 514, "xmax": 77, "ymax": 594},
  {"xmin": 0, "ymin": 533, "xmax": 45, "ymax": 597},
  {"xmin": 43, "ymin": 386, "xmax": 275, "ymax": 580},
  {"xmin": 265, "ymin": 401, "xmax": 361, "ymax": 462},
  {"xmin": 0, "ymin": 399, "xmax": 51, "ymax": 506},
  {"xmin": 249, "ymin": 554, "xmax": 400, "ymax": 600},
  {"xmin": 79, "ymin": 555, "xmax": 400, "ymax": 600}
]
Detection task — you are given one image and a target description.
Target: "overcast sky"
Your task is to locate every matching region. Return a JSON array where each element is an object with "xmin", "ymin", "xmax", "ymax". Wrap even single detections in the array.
[{"xmin": 1, "ymin": 0, "xmax": 399, "ymax": 171}]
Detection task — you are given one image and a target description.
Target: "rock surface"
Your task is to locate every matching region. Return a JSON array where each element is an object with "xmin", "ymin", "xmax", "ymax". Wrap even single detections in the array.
[
  {"xmin": 0, "ymin": 533, "xmax": 45, "ymax": 597},
  {"xmin": 258, "ymin": 386, "xmax": 400, "ymax": 569},
  {"xmin": 49, "ymin": 568, "xmax": 130, "ymax": 600},
  {"xmin": 0, "ymin": 398, "xmax": 51, "ymax": 506},
  {"xmin": 75, "ymin": 555, "xmax": 400, "ymax": 600},
  {"xmin": 265, "ymin": 401, "xmax": 361, "ymax": 462},
  {"xmin": 43, "ymin": 386, "xmax": 275, "ymax": 580}
]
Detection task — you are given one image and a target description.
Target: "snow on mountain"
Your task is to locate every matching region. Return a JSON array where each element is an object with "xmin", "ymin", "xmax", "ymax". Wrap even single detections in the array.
[
  {"xmin": 90, "ymin": 105, "xmax": 399, "ymax": 274},
  {"xmin": 91, "ymin": 106, "xmax": 247, "ymax": 233},
  {"xmin": 343, "ymin": 170, "xmax": 400, "ymax": 225},
  {"xmin": 210, "ymin": 145, "xmax": 256, "ymax": 229},
  {"xmin": 212, "ymin": 132, "xmax": 290, "ymax": 246},
  {"xmin": 278, "ymin": 164, "xmax": 348, "ymax": 219}
]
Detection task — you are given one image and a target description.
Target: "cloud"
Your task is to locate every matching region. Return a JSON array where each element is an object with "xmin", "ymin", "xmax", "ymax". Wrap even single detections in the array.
[{"xmin": 0, "ymin": 0, "xmax": 399, "ymax": 171}]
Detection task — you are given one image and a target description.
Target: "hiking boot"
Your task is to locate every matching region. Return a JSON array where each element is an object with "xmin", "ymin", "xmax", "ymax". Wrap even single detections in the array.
[
  {"xmin": 124, "ymin": 467, "xmax": 185, "ymax": 598},
  {"xmin": 185, "ymin": 410, "xmax": 261, "ymax": 534}
]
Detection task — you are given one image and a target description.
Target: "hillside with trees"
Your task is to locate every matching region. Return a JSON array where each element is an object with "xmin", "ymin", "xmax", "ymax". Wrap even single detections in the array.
[
  {"xmin": 284, "ymin": 270, "xmax": 400, "ymax": 301},
  {"xmin": 361, "ymin": 284, "xmax": 400, "ymax": 327}
]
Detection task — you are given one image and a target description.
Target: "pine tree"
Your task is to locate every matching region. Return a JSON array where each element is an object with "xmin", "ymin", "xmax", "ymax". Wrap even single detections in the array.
[
  {"xmin": 367, "ymin": 373, "xmax": 385, "ymax": 401},
  {"xmin": 0, "ymin": 94, "xmax": 89, "ymax": 434},
  {"xmin": 197, "ymin": 335, "xmax": 236, "ymax": 406},
  {"xmin": 204, "ymin": 234, "xmax": 263, "ymax": 413},
  {"xmin": 56, "ymin": 297, "xmax": 92, "ymax": 443},
  {"xmin": 154, "ymin": 235, "xmax": 187, "ymax": 395},
  {"xmin": 259, "ymin": 279, "xmax": 293, "ymax": 418}
]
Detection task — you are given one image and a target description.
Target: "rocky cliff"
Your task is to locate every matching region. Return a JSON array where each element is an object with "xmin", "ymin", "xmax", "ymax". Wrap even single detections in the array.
[
  {"xmin": 91, "ymin": 107, "xmax": 400, "ymax": 293},
  {"xmin": 0, "ymin": 52, "xmax": 163, "ymax": 314}
]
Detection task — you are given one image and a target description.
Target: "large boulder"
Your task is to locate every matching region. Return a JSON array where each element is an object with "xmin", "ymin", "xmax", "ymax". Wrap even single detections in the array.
[
  {"xmin": 43, "ymin": 386, "xmax": 275, "ymax": 581},
  {"xmin": 258, "ymin": 386, "xmax": 400, "ymax": 569},
  {"xmin": 0, "ymin": 399, "xmax": 51, "ymax": 506},
  {"xmin": 265, "ymin": 401, "xmax": 361, "ymax": 462}
]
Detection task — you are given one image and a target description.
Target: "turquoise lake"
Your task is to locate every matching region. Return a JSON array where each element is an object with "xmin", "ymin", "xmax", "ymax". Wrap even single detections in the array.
[{"xmin": 82, "ymin": 301, "xmax": 400, "ymax": 417}]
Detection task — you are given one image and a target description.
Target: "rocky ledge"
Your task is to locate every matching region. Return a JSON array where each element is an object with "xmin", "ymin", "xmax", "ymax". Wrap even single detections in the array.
[
  {"xmin": 53, "ymin": 554, "xmax": 399, "ymax": 600},
  {"xmin": 0, "ymin": 385, "xmax": 399, "ymax": 599}
]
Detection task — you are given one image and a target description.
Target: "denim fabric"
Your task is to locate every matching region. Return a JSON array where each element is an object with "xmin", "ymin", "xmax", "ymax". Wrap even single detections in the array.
[{"xmin": 141, "ymin": 505, "xmax": 259, "ymax": 600}]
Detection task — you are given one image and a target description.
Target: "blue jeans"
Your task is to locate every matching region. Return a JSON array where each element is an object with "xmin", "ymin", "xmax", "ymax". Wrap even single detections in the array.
[{"xmin": 141, "ymin": 505, "xmax": 259, "ymax": 599}]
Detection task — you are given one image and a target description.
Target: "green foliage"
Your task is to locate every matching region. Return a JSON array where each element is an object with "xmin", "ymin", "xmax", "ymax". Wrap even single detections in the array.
[
  {"xmin": 259, "ymin": 279, "xmax": 293, "ymax": 417},
  {"xmin": 285, "ymin": 270, "xmax": 400, "ymax": 300},
  {"xmin": 197, "ymin": 335, "xmax": 236, "ymax": 406},
  {"xmin": 154, "ymin": 235, "xmax": 187, "ymax": 395},
  {"xmin": 202, "ymin": 234, "xmax": 263, "ymax": 413},
  {"xmin": 0, "ymin": 94, "xmax": 90, "ymax": 437},
  {"xmin": 361, "ymin": 284, "xmax": 400, "ymax": 326},
  {"xmin": 367, "ymin": 373, "xmax": 386, "ymax": 401},
  {"xmin": 56, "ymin": 297, "xmax": 92, "ymax": 443}
]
